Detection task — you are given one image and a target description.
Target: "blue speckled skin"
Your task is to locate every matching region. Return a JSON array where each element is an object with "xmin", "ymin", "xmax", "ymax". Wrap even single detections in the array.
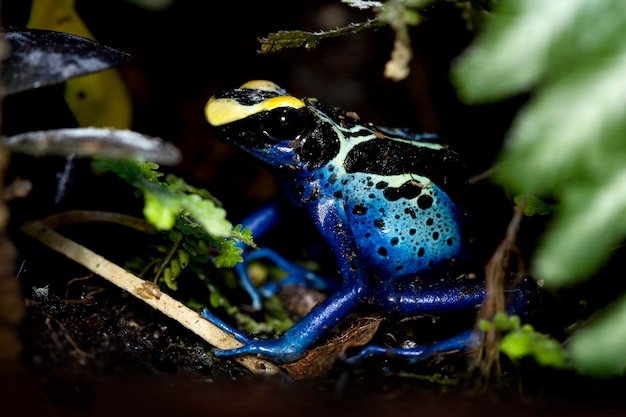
[{"xmin": 204, "ymin": 81, "xmax": 537, "ymax": 365}]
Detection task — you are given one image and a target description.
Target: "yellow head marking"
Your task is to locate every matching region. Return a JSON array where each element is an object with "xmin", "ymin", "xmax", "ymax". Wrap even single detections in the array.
[
  {"xmin": 205, "ymin": 95, "xmax": 306, "ymax": 127},
  {"xmin": 240, "ymin": 80, "xmax": 282, "ymax": 92},
  {"xmin": 262, "ymin": 96, "xmax": 306, "ymax": 111}
]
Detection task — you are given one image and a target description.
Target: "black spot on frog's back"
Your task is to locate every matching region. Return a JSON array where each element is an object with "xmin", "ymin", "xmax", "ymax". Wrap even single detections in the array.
[
  {"xmin": 382, "ymin": 180, "xmax": 423, "ymax": 201},
  {"xmin": 344, "ymin": 138, "xmax": 466, "ymax": 199},
  {"xmin": 417, "ymin": 194, "xmax": 433, "ymax": 210}
]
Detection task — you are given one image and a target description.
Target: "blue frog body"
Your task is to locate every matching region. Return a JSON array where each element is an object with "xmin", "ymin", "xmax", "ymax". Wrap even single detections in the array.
[{"xmin": 203, "ymin": 80, "xmax": 537, "ymax": 365}]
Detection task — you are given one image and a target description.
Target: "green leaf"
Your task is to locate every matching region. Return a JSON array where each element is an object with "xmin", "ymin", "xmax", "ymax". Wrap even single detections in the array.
[
  {"xmin": 496, "ymin": 53, "xmax": 626, "ymax": 195},
  {"xmin": 514, "ymin": 195, "xmax": 554, "ymax": 216},
  {"xmin": 143, "ymin": 188, "xmax": 178, "ymax": 230},
  {"xmin": 500, "ymin": 331, "xmax": 533, "ymax": 359},
  {"xmin": 500, "ymin": 323, "xmax": 568, "ymax": 369},
  {"xmin": 453, "ymin": 0, "xmax": 626, "ymax": 103},
  {"xmin": 478, "ymin": 319, "xmax": 492, "ymax": 332},
  {"xmin": 178, "ymin": 193, "xmax": 231, "ymax": 237},
  {"xmin": 569, "ymin": 296, "xmax": 626, "ymax": 376},
  {"xmin": 95, "ymin": 159, "xmax": 232, "ymax": 238},
  {"xmin": 452, "ymin": 0, "xmax": 626, "ymax": 375},
  {"xmin": 533, "ymin": 174, "xmax": 626, "ymax": 285},
  {"xmin": 534, "ymin": 337, "xmax": 568, "ymax": 369},
  {"xmin": 258, "ymin": 19, "xmax": 385, "ymax": 54},
  {"xmin": 495, "ymin": 311, "xmax": 518, "ymax": 330},
  {"xmin": 452, "ymin": 0, "xmax": 626, "ymax": 284},
  {"xmin": 231, "ymin": 224, "xmax": 256, "ymax": 248},
  {"xmin": 215, "ymin": 239, "xmax": 243, "ymax": 268}
]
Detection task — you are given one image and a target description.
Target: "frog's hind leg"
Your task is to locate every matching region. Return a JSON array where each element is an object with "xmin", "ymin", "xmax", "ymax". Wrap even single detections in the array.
[
  {"xmin": 348, "ymin": 276, "xmax": 540, "ymax": 364},
  {"xmin": 348, "ymin": 329, "xmax": 477, "ymax": 364}
]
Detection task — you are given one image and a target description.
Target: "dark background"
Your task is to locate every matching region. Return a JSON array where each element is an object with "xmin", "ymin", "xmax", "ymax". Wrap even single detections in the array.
[{"xmin": 2, "ymin": 0, "xmax": 521, "ymax": 221}]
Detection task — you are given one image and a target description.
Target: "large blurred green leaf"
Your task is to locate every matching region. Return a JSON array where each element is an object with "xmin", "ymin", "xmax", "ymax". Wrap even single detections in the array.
[
  {"xmin": 568, "ymin": 294, "xmax": 626, "ymax": 376},
  {"xmin": 452, "ymin": 0, "xmax": 626, "ymax": 375},
  {"xmin": 452, "ymin": 0, "xmax": 626, "ymax": 285},
  {"xmin": 454, "ymin": 0, "xmax": 626, "ymax": 103}
]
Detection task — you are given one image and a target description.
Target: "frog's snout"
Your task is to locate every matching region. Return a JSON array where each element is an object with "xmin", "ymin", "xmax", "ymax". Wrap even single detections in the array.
[{"xmin": 205, "ymin": 96, "xmax": 234, "ymax": 127}]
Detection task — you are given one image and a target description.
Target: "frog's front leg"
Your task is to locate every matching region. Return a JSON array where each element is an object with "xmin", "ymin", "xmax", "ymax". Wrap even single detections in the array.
[
  {"xmin": 232, "ymin": 201, "xmax": 282, "ymax": 310},
  {"xmin": 249, "ymin": 248, "xmax": 339, "ymax": 298},
  {"xmin": 234, "ymin": 201, "xmax": 338, "ymax": 310},
  {"xmin": 207, "ymin": 197, "xmax": 371, "ymax": 364}
]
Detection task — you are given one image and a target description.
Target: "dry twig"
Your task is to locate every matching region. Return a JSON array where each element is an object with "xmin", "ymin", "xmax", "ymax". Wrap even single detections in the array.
[{"xmin": 20, "ymin": 213, "xmax": 280, "ymax": 375}]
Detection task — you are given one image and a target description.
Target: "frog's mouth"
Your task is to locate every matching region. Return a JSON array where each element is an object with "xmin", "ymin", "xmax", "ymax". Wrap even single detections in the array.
[{"xmin": 206, "ymin": 112, "xmax": 303, "ymax": 171}]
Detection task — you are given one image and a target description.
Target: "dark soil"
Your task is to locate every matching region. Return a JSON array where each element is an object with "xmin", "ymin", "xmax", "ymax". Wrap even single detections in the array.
[{"xmin": 1, "ymin": 284, "xmax": 625, "ymax": 416}]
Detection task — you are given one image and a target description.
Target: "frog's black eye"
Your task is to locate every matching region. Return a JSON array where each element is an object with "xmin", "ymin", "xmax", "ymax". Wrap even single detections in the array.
[{"xmin": 261, "ymin": 106, "xmax": 308, "ymax": 142}]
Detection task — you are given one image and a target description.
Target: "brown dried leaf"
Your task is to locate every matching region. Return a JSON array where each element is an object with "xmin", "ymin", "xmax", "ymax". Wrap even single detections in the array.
[{"xmin": 282, "ymin": 315, "xmax": 383, "ymax": 380}]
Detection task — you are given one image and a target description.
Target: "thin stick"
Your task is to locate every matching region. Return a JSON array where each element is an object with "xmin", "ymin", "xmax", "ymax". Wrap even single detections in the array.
[
  {"xmin": 20, "ymin": 219, "xmax": 279, "ymax": 375},
  {"xmin": 38, "ymin": 210, "xmax": 152, "ymax": 232}
]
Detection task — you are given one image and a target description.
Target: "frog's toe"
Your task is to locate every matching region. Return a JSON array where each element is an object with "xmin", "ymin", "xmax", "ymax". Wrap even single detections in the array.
[
  {"xmin": 199, "ymin": 307, "xmax": 250, "ymax": 344},
  {"xmin": 211, "ymin": 345, "xmax": 255, "ymax": 357},
  {"xmin": 214, "ymin": 337, "xmax": 305, "ymax": 364},
  {"xmin": 233, "ymin": 263, "xmax": 264, "ymax": 311}
]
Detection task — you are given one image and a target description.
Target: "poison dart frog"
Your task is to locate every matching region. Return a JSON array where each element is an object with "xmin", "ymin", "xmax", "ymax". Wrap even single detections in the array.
[{"xmin": 202, "ymin": 80, "xmax": 538, "ymax": 365}]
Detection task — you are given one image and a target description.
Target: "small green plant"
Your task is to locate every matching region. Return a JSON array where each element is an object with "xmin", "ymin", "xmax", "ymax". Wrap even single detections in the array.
[
  {"xmin": 479, "ymin": 312, "xmax": 568, "ymax": 369},
  {"xmin": 94, "ymin": 159, "xmax": 232, "ymax": 236},
  {"xmin": 94, "ymin": 158, "xmax": 294, "ymax": 336},
  {"xmin": 514, "ymin": 195, "xmax": 555, "ymax": 217}
]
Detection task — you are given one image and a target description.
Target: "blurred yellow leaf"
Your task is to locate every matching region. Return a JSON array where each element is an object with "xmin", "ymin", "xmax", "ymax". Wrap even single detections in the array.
[{"xmin": 27, "ymin": 0, "xmax": 132, "ymax": 129}]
